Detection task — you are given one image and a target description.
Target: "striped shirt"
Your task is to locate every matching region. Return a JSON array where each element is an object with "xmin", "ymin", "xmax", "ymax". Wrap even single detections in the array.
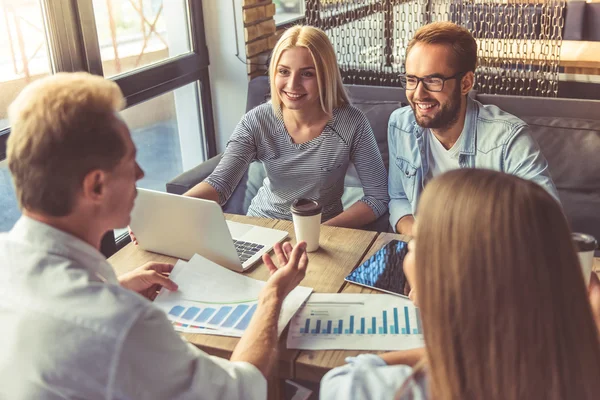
[{"xmin": 205, "ymin": 102, "xmax": 389, "ymax": 222}]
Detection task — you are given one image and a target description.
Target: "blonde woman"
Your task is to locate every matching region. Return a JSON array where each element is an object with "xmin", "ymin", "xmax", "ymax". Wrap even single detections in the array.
[
  {"xmin": 184, "ymin": 26, "xmax": 389, "ymax": 228},
  {"xmin": 321, "ymin": 169, "xmax": 600, "ymax": 399}
]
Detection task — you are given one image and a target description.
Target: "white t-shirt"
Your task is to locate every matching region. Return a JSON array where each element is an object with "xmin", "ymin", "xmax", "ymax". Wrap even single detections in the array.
[{"xmin": 427, "ymin": 129, "xmax": 463, "ymax": 178}]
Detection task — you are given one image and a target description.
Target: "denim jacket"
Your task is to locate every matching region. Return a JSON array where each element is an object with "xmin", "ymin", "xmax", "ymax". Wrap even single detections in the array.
[{"xmin": 388, "ymin": 97, "xmax": 559, "ymax": 231}]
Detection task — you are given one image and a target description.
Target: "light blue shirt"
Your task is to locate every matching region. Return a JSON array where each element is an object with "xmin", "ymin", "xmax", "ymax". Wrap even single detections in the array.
[
  {"xmin": 320, "ymin": 354, "xmax": 428, "ymax": 400},
  {"xmin": 0, "ymin": 216, "xmax": 266, "ymax": 400},
  {"xmin": 388, "ymin": 97, "xmax": 559, "ymax": 230}
]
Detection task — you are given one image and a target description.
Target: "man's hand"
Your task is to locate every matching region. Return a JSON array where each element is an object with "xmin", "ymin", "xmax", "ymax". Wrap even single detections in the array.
[
  {"xmin": 128, "ymin": 226, "xmax": 138, "ymax": 245},
  {"xmin": 262, "ymin": 241, "xmax": 308, "ymax": 300},
  {"xmin": 119, "ymin": 262, "xmax": 177, "ymax": 300}
]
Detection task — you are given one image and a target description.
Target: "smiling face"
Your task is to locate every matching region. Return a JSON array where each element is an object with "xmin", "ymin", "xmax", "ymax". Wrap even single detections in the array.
[
  {"xmin": 273, "ymin": 47, "xmax": 321, "ymax": 112},
  {"xmin": 405, "ymin": 42, "xmax": 466, "ymax": 131}
]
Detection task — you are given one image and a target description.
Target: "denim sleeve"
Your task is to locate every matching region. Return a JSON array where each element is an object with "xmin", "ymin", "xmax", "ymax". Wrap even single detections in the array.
[
  {"xmin": 388, "ymin": 121, "xmax": 414, "ymax": 232},
  {"xmin": 504, "ymin": 125, "xmax": 560, "ymax": 203},
  {"xmin": 351, "ymin": 114, "xmax": 390, "ymax": 218},
  {"xmin": 204, "ymin": 115, "xmax": 258, "ymax": 205},
  {"xmin": 320, "ymin": 354, "xmax": 425, "ymax": 400}
]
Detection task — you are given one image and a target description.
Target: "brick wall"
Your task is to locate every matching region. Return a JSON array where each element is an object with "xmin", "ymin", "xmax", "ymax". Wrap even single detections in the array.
[{"xmin": 242, "ymin": 0, "xmax": 282, "ymax": 79}]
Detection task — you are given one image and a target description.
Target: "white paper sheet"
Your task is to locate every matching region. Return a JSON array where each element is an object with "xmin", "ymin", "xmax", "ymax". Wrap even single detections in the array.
[
  {"xmin": 154, "ymin": 254, "xmax": 312, "ymax": 337},
  {"xmin": 287, "ymin": 293, "xmax": 425, "ymax": 350}
]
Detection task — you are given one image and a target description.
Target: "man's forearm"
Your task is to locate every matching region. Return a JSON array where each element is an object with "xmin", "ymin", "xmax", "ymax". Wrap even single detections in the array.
[
  {"xmin": 395, "ymin": 215, "xmax": 415, "ymax": 235},
  {"xmin": 230, "ymin": 288, "xmax": 282, "ymax": 377}
]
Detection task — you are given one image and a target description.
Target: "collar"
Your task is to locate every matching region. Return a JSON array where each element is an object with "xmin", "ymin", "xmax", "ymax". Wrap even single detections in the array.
[{"xmin": 10, "ymin": 216, "xmax": 118, "ymax": 284}]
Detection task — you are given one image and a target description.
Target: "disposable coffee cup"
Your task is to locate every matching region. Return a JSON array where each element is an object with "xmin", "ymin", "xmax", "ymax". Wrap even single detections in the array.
[
  {"xmin": 572, "ymin": 233, "xmax": 597, "ymax": 286},
  {"xmin": 291, "ymin": 199, "xmax": 322, "ymax": 252}
]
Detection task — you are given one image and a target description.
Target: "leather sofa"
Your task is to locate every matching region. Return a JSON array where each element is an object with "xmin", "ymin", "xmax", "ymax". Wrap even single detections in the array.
[{"xmin": 166, "ymin": 76, "xmax": 600, "ymax": 249}]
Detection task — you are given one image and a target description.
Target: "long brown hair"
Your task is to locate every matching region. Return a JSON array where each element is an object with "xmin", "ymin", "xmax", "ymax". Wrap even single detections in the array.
[{"xmin": 413, "ymin": 169, "xmax": 600, "ymax": 400}]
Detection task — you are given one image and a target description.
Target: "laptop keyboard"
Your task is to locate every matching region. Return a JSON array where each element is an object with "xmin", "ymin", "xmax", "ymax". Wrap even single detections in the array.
[{"xmin": 233, "ymin": 239, "xmax": 264, "ymax": 264}]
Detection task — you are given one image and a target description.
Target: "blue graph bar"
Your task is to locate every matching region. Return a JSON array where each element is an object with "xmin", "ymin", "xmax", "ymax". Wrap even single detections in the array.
[
  {"xmin": 416, "ymin": 309, "xmax": 422, "ymax": 334},
  {"xmin": 413, "ymin": 329, "xmax": 418, "ymax": 334},
  {"xmin": 234, "ymin": 304, "xmax": 257, "ymax": 330},
  {"xmin": 371, "ymin": 317, "xmax": 376, "ymax": 334},
  {"xmin": 338, "ymin": 320, "xmax": 343, "ymax": 334},
  {"xmin": 333, "ymin": 328, "xmax": 339, "ymax": 334},
  {"xmin": 394, "ymin": 308, "xmax": 399, "ymax": 335},
  {"xmin": 169, "ymin": 306, "xmax": 185, "ymax": 317},
  {"xmin": 181, "ymin": 307, "xmax": 201, "ymax": 320},
  {"xmin": 350, "ymin": 316, "xmax": 354, "ymax": 334},
  {"xmin": 390, "ymin": 325, "xmax": 395, "ymax": 333},
  {"xmin": 315, "ymin": 320, "xmax": 321, "ymax": 334},
  {"xmin": 361, "ymin": 318, "xmax": 365, "ymax": 334},
  {"xmin": 322, "ymin": 329, "xmax": 327, "ymax": 333},
  {"xmin": 327, "ymin": 320, "xmax": 332, "ymax": 334},
  {"xmin": 344, "ymin": 329, "xmax": 349, "ymax": 333},
  {"xmin": 304, "ymin": 319, "xmax": 310, "ymax": 333},
  {"xmin": 368, "ymin": 328, "xmax": 373, "ymax": 334},
  {"xmin": 209, "ymin": 306, "xmax": 232, "ymax": 325},
  {"xmin": 221, "ymin": 304, "xmax": 249, "ymax": 328},
  {"xmin": 194, "ymin": 308, "xmax": 216, "ymax": 323},
  {"xmin": 402, "ymin": 328, "xmax": 406, "ymax": 334},
  {"xmin": 382, "ymin": 311, "xmax": 388, "ymax": 334},
  {"xmin": 300, "ymin": 328, "xmax": 305, "ymax": 333},
  {"xmin": 404, "ymin": 306, "xmax": 411, "ymax": 334},
  {"xmin": 378, "ymin": 327, "xmax": 383, "ymax": 334}
]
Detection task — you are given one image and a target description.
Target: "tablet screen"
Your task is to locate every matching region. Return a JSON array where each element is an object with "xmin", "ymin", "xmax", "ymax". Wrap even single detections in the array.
[{"xmin": 345, "ymin": 239, "xmax": 409, "ymax": 297}]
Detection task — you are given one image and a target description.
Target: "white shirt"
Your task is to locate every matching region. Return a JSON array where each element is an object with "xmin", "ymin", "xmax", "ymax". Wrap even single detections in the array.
[
  {"xmin": 0, "ymin": 216, "xmax": 266, "ymax": 400},
  {"xmin": 320, "ymin": 354, "xmax": 428, "ymax": 399},
  {"xmin": 426, "ymin": 129, "xmax": 463, "ymax": 178}
]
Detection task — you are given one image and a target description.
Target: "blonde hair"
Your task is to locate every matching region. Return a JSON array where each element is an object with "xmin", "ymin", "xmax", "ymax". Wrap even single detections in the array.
[
  {"xmin": 412, "ymin": 169, "xmax": 600, "ymax": 400},
  {"xmin": 407, "ymin": 22, "xmax": 478, "ymax": 73},
  {"xmin": 7, "ymin": 72, "xmax": 126, "ymax": 216},
  {"xmin": 269, "ymin": 25, "xmax": 349, "ymax": 116}
]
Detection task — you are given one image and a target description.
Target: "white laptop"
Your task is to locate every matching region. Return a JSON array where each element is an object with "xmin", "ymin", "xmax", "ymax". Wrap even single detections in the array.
[{"xmin": 129, "ymin": 188, "xmax": 288, "ymax": 272}]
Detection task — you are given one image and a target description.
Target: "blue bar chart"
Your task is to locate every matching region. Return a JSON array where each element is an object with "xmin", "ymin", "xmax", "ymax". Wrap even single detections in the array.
[
  {"xmin": 164, "ymin": 300, "xmax": 258, "ymax": 336},
  {"xmin": 288, "ymin": 294, "xmax": 425, "ymax": 351}
]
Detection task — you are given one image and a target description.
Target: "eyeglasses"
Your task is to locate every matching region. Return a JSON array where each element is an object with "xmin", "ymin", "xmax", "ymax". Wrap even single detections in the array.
[{"xmin": 400, "ymin": 72, "xmax": 466, "ymax": 92}]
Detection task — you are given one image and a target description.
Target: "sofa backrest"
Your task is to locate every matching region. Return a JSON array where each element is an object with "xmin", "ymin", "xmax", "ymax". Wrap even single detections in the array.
[{"xmin": 238, "ymin": 77, "xmax": 600, "ymax": 242}]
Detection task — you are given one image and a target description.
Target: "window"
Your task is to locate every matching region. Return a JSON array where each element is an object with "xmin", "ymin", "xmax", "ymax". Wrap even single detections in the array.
[
  {"xmin": 0, "ymin": 159, "xmax": 19, "ymax": 232},
  {"xmin": 0, "ymin": 1, "xmax": 215, "ymax": 258},
  {"xmin": 273, "ymin": 0, "xmax": 305, "ymax": 26},
  {"xmin": 0, "ymin": 0, "xmax": 52, "ymax": 131},
  {"xmin": 91, "ymin": 0, "xmax": 191, "ymax": 77}
]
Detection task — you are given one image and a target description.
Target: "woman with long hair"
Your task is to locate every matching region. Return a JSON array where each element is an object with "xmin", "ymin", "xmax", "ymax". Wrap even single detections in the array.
[
  {"xmin": 321, "ymin": 169, "xmax": 600, "ymax": 399},
  {"xmin": 184, "ymin": 25, "xmax": 389, "ymax": 228}
]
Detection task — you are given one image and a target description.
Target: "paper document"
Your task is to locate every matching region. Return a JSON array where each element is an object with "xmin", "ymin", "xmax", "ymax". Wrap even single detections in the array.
[
  {"xmin": 287, "ymin": 293, "xmax": 424, "ymax": 350},
  {"xmin": 154, "ymin": 254, "xmax": 312, "ymax": 337}
]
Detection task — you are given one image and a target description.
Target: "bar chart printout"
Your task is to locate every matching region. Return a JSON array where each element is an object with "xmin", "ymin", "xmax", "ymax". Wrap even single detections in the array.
[
  {"xmin": 287, "ymin": 294, "xmax": 424, "ymax": 351},
  {"xmin": 152, "ymin": 254, "xmax": 312, "ymax": 338}
]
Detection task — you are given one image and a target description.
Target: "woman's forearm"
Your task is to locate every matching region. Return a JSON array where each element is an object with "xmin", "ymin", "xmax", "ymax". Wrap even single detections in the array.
[{"xmin": 323, "ymin": 201, "xmax": 377, "ymax": 228}]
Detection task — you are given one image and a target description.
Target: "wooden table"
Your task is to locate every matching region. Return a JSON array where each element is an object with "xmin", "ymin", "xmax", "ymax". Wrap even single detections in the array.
[
  {"xmin": 109, "ymin": 216, "xmax": 600, "ymax": 394},
  {"xmin": 108, "ymin": 214, "xmax": 377, "ymax": 399}
]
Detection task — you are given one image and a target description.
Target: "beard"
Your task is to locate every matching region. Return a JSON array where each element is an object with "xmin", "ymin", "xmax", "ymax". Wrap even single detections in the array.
[{"xmin": 410, "ymin": 85, "xmax": 462, "ymax": 130}]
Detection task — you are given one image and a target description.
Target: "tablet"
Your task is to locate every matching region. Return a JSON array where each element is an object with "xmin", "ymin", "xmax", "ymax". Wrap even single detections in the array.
[{"xmin": 344, "ymin": 239, "xmax": 410, "ymax": 297}]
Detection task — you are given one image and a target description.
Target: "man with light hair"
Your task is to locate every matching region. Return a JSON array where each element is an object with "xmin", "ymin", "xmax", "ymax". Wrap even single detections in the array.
[
  {"xmin": 0, "ymin": 72, "xmax": 308, "ymax": 399},
  {"xmin": 388, "ymin": 22, "xmax": 558, "ymax": 235}
]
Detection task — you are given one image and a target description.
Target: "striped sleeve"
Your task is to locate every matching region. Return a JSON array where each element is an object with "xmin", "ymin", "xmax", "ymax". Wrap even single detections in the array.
[
  {"xmin": 350, "ymin": 112, "xmax": 390, "ymax": 218},
  {"xmin": 204, "ymin": 115, "xmax": 258, "ymax": 205}
]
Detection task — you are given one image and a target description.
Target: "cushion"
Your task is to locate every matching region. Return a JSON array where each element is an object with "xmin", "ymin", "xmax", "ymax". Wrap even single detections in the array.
[{"xmin": 522, "ymin": 116, "xmax": 600, "ymax": 191}]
